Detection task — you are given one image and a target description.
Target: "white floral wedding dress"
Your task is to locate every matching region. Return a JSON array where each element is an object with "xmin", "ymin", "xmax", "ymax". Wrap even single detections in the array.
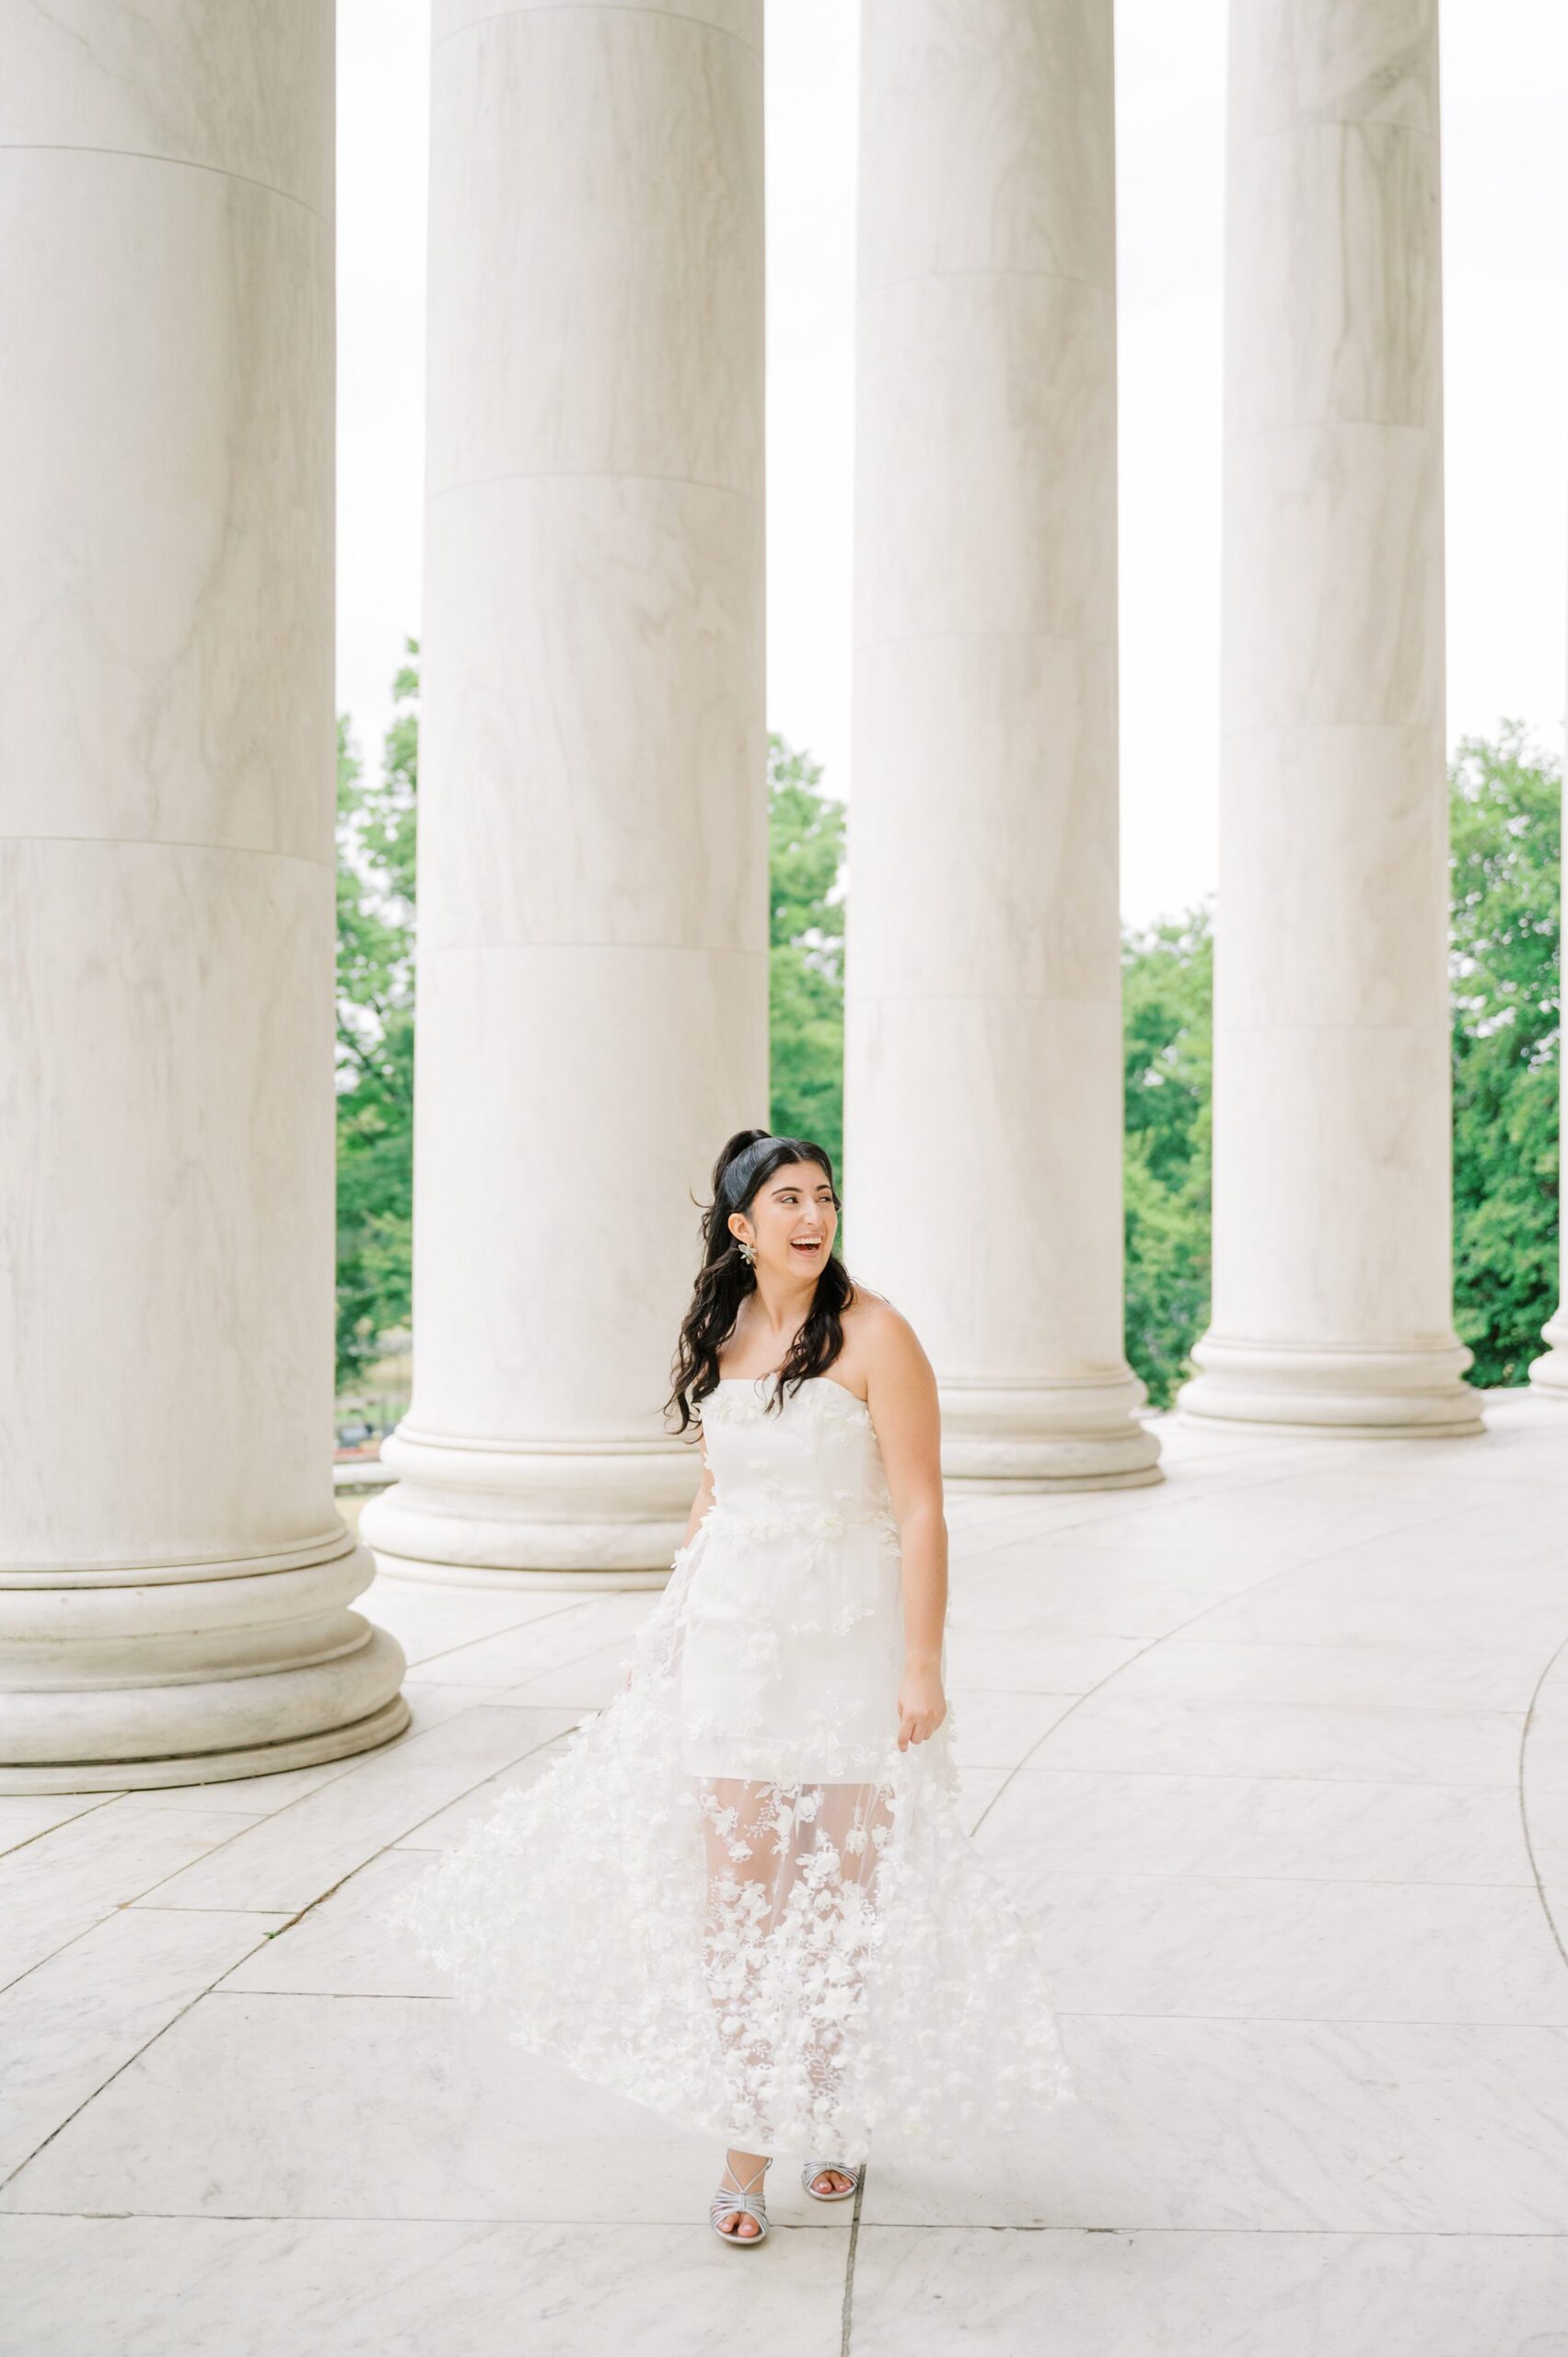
[{"xmin": 384, "ymin": 1372, "xmax": 1076, "ymax": 2162}]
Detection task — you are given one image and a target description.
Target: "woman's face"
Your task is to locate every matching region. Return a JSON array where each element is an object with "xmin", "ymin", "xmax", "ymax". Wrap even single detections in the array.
[{"xmin": 729, "ymin": 1159, "xmax": 839, "ymax": 1282}]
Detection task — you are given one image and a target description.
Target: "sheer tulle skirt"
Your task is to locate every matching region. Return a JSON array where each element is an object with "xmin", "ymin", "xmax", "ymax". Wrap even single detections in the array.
[{"xmin": 382, "ymin": 1525, "xmax": 1077, "ymax": 2162}]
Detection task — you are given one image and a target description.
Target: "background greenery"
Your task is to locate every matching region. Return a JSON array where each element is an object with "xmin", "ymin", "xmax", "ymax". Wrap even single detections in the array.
[
  {"xmin": 336, "ymin": 661, "xmax": 1561, "ymax": 1409},
  {"xmin": 334, "ymin": 644, "xmax": 418, "ymax": 1389}
]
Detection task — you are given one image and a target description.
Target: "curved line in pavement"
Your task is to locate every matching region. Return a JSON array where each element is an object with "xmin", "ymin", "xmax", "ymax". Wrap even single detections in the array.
[{"xmin": 1517, "ymin": 1631, "xmax": 1568, "ymax": 1977}]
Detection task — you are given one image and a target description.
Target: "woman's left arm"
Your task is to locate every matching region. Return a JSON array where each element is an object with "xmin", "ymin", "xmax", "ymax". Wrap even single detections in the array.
[{"xmin": 865, "ymin": 1310, "xmax": 948, "ymax": 1750}]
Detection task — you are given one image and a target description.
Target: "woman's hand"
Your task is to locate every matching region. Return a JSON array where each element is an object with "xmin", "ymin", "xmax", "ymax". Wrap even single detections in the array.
[{"xmin": 897, "ymin": 1658, "xmax": 947, "ymax": 1751}]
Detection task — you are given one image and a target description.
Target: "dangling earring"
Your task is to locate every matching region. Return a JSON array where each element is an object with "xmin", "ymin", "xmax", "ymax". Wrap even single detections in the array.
[{"xmin": 737, "ymin": 1239, "xmax": 756, "ymax": 1268}]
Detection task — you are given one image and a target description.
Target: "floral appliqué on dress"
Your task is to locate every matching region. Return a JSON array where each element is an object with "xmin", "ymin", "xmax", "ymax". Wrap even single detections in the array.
[{"xmin": 381, "ymin": 1373, "xmax": 1076, "ymax": 2161}]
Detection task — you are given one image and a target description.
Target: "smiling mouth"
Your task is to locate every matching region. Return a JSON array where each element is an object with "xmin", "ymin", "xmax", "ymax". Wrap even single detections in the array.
[{"xmin": 790, "ymin": 1238, "xmax": 823, "ymax": 1255}]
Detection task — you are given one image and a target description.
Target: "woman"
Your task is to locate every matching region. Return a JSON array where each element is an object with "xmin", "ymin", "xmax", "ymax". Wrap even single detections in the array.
[{"xmin": 384, "ymin": 1130, "xmax": 1075, "ymax": 2247}]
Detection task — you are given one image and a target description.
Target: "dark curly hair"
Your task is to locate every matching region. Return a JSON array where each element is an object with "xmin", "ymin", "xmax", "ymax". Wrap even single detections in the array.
[{"xmin": 666, "ymin": 1129, "xmax": 855, "ymax": 1433}]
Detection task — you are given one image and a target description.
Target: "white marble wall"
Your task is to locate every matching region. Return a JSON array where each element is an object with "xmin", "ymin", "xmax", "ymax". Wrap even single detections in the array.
[
  {"xmin": 361, "ymin": 0, "xmax": 767, "ymax": 1581},
  {"xmin": 0, "ymin": 1, "xmax": 408, "ymax": 1789},
  {"xmin": 1179, "ymin": 0, "xmax": 1480, "ymax": 1436},
  {"xmin": 845, "ymin": 0, "xmax": 1158, "ymax": 1490}
]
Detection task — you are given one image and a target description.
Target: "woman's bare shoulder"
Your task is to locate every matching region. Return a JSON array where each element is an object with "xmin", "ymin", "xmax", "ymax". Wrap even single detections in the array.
[{"xmin": 839, "ymin": 1289, "xmax": 932, "ymax": 1379}]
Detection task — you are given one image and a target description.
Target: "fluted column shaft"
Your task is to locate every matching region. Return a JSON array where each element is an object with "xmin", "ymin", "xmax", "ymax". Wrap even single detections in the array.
[
  {"xmin": 846, "ymin": 0, "xmax": 1158, "ymax": 1489},
  {"xmin": 1180, "ymin": 0, "xmax": 1480, "ymax": 1436},
  {"xmin": 0, "ymin": 1, "xmax": 409, "ymax": 1790},
  {"xmin": 362, "ymin": 0, "xmax": 767, "ymax": 1584}
]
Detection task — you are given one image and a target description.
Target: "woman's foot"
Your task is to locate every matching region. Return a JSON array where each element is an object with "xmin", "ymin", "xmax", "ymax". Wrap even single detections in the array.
[
  {"xmin": 807, "ymin": 2165, "xmax": 855, "ymax": 2198},
  {"xmin": 713, "ymin": 2148, "xmax": 771, "ymax": 2240}
]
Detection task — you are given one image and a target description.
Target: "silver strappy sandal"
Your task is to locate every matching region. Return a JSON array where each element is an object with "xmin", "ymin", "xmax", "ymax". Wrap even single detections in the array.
[
  {"xmin": 801, "ymin": 2159, "xmax": 861, "ymax": 2201},
  {"xmin": 710, "ymin": 2154, "xmax": 772, "ymax": 2245}
]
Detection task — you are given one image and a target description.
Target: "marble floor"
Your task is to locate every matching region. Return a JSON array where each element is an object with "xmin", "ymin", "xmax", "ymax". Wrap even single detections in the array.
[{"xmin": 6, "ymin": 1395, "xmax": 1568, "ymax": 2356}]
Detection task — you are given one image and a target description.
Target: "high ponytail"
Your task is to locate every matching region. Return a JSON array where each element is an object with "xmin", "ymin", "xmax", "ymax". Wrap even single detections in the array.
[{"xmin": 665, "ymin": 1132, "xmax": 854, "ymax": 1433}]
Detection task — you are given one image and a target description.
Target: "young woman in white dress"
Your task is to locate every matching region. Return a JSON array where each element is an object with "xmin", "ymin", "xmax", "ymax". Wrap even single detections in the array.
[{"xmin": 385, "ymin": 1130, "xmax": 1074, "ymax": 2248}]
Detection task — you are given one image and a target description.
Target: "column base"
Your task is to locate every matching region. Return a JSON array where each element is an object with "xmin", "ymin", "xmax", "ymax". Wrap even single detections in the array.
[
  {"xmin": 0, "ymin": 1689, "xmax": 410, "ymax": 1796},
  {"xmin": 360, "ymin": 1423, "xmax": 697, "ymax": 1587},
  {"xmin": 938, "ymin": 1373, "xmax": 1163, "ymax": 1491},
  {"xmin": 1529, "ymin": 1307, "xmax": 1568, "ymax": 1398},
  {"xmin": 0, "ymin": 1531, "xmax": 410, "ymax": 1793},
  {"xmin": 1179, "ymin": 1335, "xmax": 1484, "ymax": 1436}
]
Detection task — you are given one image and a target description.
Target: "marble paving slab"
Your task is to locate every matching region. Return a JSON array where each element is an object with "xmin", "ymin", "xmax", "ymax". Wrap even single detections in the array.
[
  {"xmin": 0, "ymin": 1991, "xmax": 852, "ymax": 2232},
  {"xmin": 361, "ymin": 1581, "xmax": 581, "ymax": 1668},
  {"xmin": 859, "ymin": 2013, "xmax": 1568, "ymax": 2235},
  {"xmin": 392, "ymin": 1737, "xmax": 575, "ymax": 1852},
  {"xmin": 9, "ymin": 1404, "xmax": 1568, "ymax": 2353},
  {"xmin": 0, "ymin": 1905, "xmax": 289, "ymax": 2179},
  {"xmin": 971, "ymin": 1764, "xmax": 1535, "ymax": 1885},
  {"xmin": 501, "ymin": 1637, "xmax": 640, "ymax": 1708},
  {"xmin": 142, "ymin": 1704, "xmax": 582, "ymax": 1915},
  {"xmin": 942, "ymin": 1569, "xmax": 1268, "ymax": 1641},
  {"xmin": 404, "ymin": 1590, "xmax": 654, "ymax": 1688},
  {"xmin": 0, "ymin": 1794, "xmax": 120, "ymax": 1855},
  {"xmin": 122, "ymin": 1750, "xmax": 371, "ymax": 1817},
  {"xmin": 1006, "ymin": 1868, "xmax": 1568, "ymax": 2025},
  {"xmin": 846, "ymin": 2223, "xmax": 1568, "ymax": 2356},
  {"xmin": 947, "ymin": 1689, "xmax": 1080, "ymax": 1771},
  {"xmin": 941, "ymin": 1627, "xmax": 1144, "ymax": 1693},
  {"xmin": 0, "ymin": 1799, "xmax": 266, "ymax": 1990},
  {"xmin": 0, "ymin": 2215, "xmax": 854, "ymax": 2357},
  {"xmin": 1183, "ymin": 1585, "xmax": 1568, "ymax": 1655},
  {"xmin": 1100, "ymin": 1634, "xmax": 1548, "ymax": 1712},
  {"xmin": 222, "ymin": 1849, "xmax": 462, "ymax": 1997},
  {"xmin": 1026, "ymin": 1692, "xmax": 1527, "ymax": 1787}
]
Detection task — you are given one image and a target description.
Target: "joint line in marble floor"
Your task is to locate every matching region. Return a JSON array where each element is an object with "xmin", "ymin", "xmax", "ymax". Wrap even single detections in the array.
[
  {"xmin": 1051, "ymin": 2009, "xmax": 1568, "ymax": 2029},
  {"xmin": 13, "ymin": 2207, "xmax": 1568, "ymax": 2245},
  {"xmin": 207, "ymin": 1987, "xmax": 449, "ymax": 2002},
  {"xmin": 128, "ymin": 1710, "xmax": 586, "ymax": 1937},
  {"xmin": 1516, "ymin": 1630, "xmax": 1568, "ymax": 1981},
  {"xmin": 970, "ymin": 1494, "xmax": 1517, "ymax": 1840},
  {"xmin": 0, "ymin": 1816, "xmax": 279, "ymax": 2003},
  {"xmin": 0, "ymin": 1793, "xmax": 122, "ymax": 1864},
  {"xmin": 840, "ymin": 2161, "xmax": 866, "ymax": 2357},
  {"xmin": 134, "ymin": 1904, "xmax": 297, "ymax": 1915},
  {"xmin": 984, "ymin": 1870, "xmax": 1538, "ymax": 1892},
  {"xmin": 0, "ymin": 1945, "xmax": 263, "ymax": 2198},
  {"xmin": 0, "ymin": 1717, "xmax": 590, "ymax": 2188},
  {"xmin": 390, "ymin": 1595, "xmax": 609, "ymax": 1679},
  {"xmin": 990, "ymin": 1763, "xmax": 1530, "ymax": 1792}
]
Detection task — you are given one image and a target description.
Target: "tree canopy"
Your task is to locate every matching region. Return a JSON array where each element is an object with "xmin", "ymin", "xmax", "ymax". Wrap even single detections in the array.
[
  {"xmin": 1449, "ymin": 724, "xmax": 1562, "ymax": 1385},
  {"xmin": 334, "ymin": 644, "xmax": 418, "ymax": 1388},
  {"xmin": 767, "ymin": 733, "xmax": 846, "ymax": 1179},
  {"xmin": 335, "ymin": 683, "xmax": 1560, "ymax": 1413}
]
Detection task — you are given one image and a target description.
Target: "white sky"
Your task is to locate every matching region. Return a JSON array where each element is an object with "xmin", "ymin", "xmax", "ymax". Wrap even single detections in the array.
[{"xmin": 337, "ymin": 0, "xmax": 1568, "ymax": 929}]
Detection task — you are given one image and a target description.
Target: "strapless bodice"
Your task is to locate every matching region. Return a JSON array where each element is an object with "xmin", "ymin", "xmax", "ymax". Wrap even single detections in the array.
[{"xmin": 698, "ymin": 1374, "xmax": 894, "ymax": 1540}]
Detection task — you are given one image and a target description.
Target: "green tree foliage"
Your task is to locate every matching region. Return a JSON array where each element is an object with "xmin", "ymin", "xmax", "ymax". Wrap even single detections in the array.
[
  {"xmin": 1121, "ymin": 908, "xmax": 1213, "ymax": 1406},
  {"xmin": 1449, "ymin": 724, "xmax": 1561, "ymax": 1386},
  {"xmin": 768, "ymin": 733, "xmax": 845, "ymax": 1178},
  {"xmin": 332, "ymin": 689, "xmax": 1559, "ymax": 1411},
  {"xmin": 1118, "ymin": 727, "xmax": 1562, "ymax": 1406},
  {"xmin": 335, "ymin": 644, "xmax": 419, "ymax": 1387}
]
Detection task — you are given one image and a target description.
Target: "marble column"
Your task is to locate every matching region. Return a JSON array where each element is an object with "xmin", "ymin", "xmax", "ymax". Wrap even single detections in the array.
[
  {"xmin": 1179, "ymin": 0, "xmax": 1480, "ymax": 1435},
  {"xmin": 361, "ymin": 0, "xmax": 766, "ymax": 1583},
  {"xmin": 845, "ymin": 0, "xmax": 1158, "ymax": 1489},
  {"xmin": 1538, "ymin": 1245, "xmax": 1568, "ymax": 1399},
  {"xmin": 0, "ymin": 3, "xmax": 409, "ymax": 1791}
]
